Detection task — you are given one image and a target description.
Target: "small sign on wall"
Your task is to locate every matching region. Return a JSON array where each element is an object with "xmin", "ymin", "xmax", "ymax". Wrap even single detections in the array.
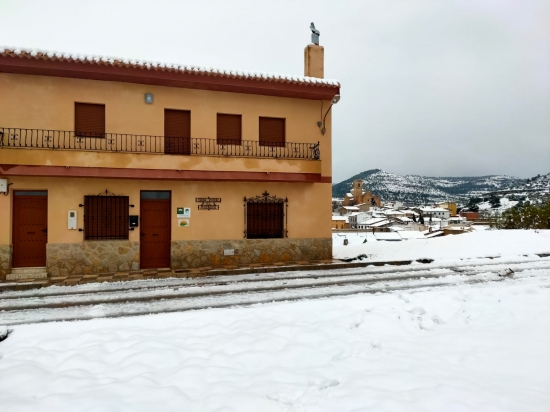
[
  {"xmin": 196, "ymin": 197, "xmax": 222, "ymax": 210},
  {"xmin": 177, "ymin": 207, "xmax": 191, "ymax": 218},
  {"xmin": 178, "ymin": 219, "xmax": 190, "ymax": 227}
]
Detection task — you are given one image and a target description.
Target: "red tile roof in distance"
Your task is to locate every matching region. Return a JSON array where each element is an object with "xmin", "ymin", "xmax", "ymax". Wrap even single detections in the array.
[{"xmin": 0, "ymin": 47, "xmax": 340, "ymax": 100}]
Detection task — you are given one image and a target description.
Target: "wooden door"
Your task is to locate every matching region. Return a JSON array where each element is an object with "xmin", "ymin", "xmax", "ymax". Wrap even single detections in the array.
[
  {"xmin": 12, "ymin": 191, "xmax": 48, "ymax": 267},
  {"xmin": 164, "ymin": 109, "xmax": 191, "ymax": 155},
  {"xmin": 140, "ymin": 192, "xmax": 171, "ymax": 269}
]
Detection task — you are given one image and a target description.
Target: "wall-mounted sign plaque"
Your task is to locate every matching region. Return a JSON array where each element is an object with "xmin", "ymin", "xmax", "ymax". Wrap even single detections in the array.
[
  {"xmin": 177, "ymin": 207, "xmax": 191, "ymax": 218},
  {"xmin": 196, "ymin": 197, "xmax": 222, "ymax": 210},
  {"xmin": 177, "ymin": 219, "xmax": 190, "ymax": 227}
]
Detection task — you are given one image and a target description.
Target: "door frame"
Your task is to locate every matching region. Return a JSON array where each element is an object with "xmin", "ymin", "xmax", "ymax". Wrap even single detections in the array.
[
  {"xmin": 139, "ymin": 190, "xmax": 172, "ymax": 269},
  {"xmin": 12, "ymin": 190, "xmax": 48, "ymax": 268}
]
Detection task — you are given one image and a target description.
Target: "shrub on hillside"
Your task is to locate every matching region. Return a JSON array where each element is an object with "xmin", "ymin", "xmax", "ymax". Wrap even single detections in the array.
[{"xmin": 492, "ymin": 197, "xmax": 550, "ymax": 229}]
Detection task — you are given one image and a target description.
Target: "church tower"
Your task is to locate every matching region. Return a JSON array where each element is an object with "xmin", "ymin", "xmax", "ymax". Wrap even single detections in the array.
[{"xmin": 352, "ymin": 179, "xmax": 363, "ymax": 201}]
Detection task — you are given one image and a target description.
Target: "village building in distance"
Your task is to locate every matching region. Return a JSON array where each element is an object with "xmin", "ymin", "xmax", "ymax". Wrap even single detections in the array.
[
  {"xmin": 0, "ymin": 34, "xmax": 340, "ymax": 281},
  {"xmin": 342, "ymin": 179, "xmax": 382, "ymax": 208},
  {"xmin": 332, "ymin": 179, "xmax": 470, "ymax": 240}
]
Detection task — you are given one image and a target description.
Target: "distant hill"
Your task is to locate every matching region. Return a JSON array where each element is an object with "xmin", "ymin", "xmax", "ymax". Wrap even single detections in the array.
[
  {"xmin": 332, "ymin": 169, "xmax": 524, "ymax": 205},
  {"xmin": 464, "ymin": 172, "xmax": 550, "ymax": 213},
  {"xmin": 507, "ymin": 172, "xmax": 550, "ymax": 194}
]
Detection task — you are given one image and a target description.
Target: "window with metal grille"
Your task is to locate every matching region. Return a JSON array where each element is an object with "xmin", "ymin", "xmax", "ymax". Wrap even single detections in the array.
[
  {"xmin": 75, "ymin": 103, "xmax": 105, "ymax": 138},
  {"xmin": 244, "ymin": 192, "xmax": 287, "ymax": 239},
  {"xmin": 164, "ymin": 109, "xmax": 191, "ymax": 155},
  {"xmin": 84, "ymin": 195, "xmax": 129, "ymax": 240},
  {"xmin": 217, "ymin": 113, "xmax": 242, "ymax": 145},
  {"xmin": 259, "ymin": 117, "xmax": 285, "ymax": 147}
]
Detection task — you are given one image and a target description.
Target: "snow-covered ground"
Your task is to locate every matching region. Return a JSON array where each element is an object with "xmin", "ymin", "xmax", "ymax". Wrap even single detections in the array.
[
  {"xmin": 1, "ymin": 229, "xmax": 549, "ymax": 411},
  {"xmin": 1, "ymin": 275, "xmax": 549, "ymax": 411},
  {"xmin": 334, "ymin": 229, "xmax": 550, "ymax": 262}
]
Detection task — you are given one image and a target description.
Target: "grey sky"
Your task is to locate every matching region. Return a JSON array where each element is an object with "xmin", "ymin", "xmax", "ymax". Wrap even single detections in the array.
[{"xmin": 1, "ymin": 0, "xmax": 548, "ymax": 182}]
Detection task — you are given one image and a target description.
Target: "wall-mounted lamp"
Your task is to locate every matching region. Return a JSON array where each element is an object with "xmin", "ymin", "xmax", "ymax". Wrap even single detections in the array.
[
  {"xmin": 144, "ymin": 93, "xmax": 154, "ymax": 104},
  {"xmin": 317, "ymin": 94, "xmax": 340, "ymax": 135}
]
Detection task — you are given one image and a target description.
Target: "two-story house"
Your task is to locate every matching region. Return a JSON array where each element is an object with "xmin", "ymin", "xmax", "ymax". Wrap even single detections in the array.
[{"xmin": 0, "ymin": 39, "xmax": 340, "ymax": 280}]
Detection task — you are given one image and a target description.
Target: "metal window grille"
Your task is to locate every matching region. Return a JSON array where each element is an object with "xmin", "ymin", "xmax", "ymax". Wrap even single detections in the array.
[
  {"xmin": 84, "ymin": 191, "xmax": 129, "ymax": 240},
  {"xmin": 244, "ymin": 191, "xmax": 288, "ymax": 239}
]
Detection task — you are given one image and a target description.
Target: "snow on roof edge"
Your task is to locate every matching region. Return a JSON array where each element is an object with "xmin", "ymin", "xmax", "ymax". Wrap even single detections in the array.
[{"xmin": 0, "ymin": 46, "xmax": 341, "ymax": 87}]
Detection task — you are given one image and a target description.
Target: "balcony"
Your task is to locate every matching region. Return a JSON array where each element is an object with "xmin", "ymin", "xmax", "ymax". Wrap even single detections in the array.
[{"xmin": 0, "ymin": 127, "xmax": 320, "ymax": 160}]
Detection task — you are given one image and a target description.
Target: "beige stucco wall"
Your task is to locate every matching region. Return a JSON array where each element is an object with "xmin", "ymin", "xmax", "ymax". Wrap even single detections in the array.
[
  {"xmin": 1, "ymin": 148, "xmax": 321, "ymax": 175},
  {"xmin": 0, "ymin": 176, "xmax": 332, "ymax": 245},
  {"xmin": 0, "ymin": 192, "xmax": 10, "ymax": 245},
  {"xmin": 0, "ymin": 73, "xmax": 332, "ymax": 178}
]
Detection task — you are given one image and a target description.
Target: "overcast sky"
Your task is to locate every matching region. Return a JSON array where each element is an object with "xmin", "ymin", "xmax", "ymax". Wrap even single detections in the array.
[{"xmin": 1, "ymin": 0, "xmax": 548, "ymax": 182}]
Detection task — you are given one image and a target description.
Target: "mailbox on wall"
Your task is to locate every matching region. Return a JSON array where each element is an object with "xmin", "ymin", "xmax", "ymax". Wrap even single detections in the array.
[{"xmin": 129, "ymin": 215, "xmax": 139, "ymax": 228}]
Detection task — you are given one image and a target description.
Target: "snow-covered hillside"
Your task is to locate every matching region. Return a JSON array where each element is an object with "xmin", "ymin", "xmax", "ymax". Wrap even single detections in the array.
[
  {"xmin": 464, "ymin": 172, "xmax": 550, "ymax": 214},
  {"xmin": 507, "ymin": 172, "xmax": 550, "ymax": 194},
  {"xmin": 332, "ymin": 169, "xmax": 523, "ymax": 204}
]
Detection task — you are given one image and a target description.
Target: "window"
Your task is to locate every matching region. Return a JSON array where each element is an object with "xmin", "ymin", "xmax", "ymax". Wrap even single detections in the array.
[
  {"xmin": 217, "ymin": 113, "xmax": 242, "ymax": 145},
  {"xmin": 141, "ymin": 191, "xmax": 171, "ymax": 200},
  {"xmin": 164, "ymin": 109, "xmax": 191, "ymax": 155},
  {"xmin": 247, "ymin": 203, "xmax": 284, "ymax": 238},
  {"xmin": 259, "ymin": 117, "xmax": 285, "ymax": 147},
  {"xmin": 245, "ymin": 192, "xmax": 287, "ymax": 239},
  {"xmin": 84, "ymin": 194, "xmax": 129, "ymax": 240},
  {"xmin": 75, "ymin": 103, "xmax": 105, "ymax": 138}
]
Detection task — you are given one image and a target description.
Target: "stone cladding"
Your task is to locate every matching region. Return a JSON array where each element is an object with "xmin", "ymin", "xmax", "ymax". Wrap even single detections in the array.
[
  {"xmin": 46, "ymin": 241, "xmax": 140, "ymax": 277},
  {"xmin": 0, "ymin": 244, "xmax": 12, "ymax": 281},
  {"xmin": 15, "ymin": 238, "xmax": 331, "ymax": 277},
  {"xmin": 171, "ymin": 237, "xmax": 332, "ymax": 269}
]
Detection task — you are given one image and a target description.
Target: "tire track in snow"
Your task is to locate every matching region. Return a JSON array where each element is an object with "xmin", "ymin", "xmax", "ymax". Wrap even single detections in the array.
[{"xmin": 1, "ymin": 263, "xmax": 549, "ymax": 325}]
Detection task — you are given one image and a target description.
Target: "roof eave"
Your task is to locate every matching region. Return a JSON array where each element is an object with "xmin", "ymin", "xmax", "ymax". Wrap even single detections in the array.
[{"xmin": 0, "ymin": 55, "xmax": 340, "ymax": 100}]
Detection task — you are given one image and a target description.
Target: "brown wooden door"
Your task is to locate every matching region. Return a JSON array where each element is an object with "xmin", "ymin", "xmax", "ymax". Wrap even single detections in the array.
[
  {"xmin": 12, "ymin": 191, "xmax": 48, "ymax": 267},
  {"xmin": 164, "ymin": 109, "xmax": 191, "ymax": 155},
  {"xmin": 140, "ymin": 192, "xmax": 171, "ymax": 269}
]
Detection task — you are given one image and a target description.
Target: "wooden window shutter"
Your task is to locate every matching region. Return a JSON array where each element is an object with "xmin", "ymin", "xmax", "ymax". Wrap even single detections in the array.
[
  {"xmin": 259, "ymin": 117, "xmax": 285, "ymax": 147},
  {"xmin": 164, "ymin": 109, "xmax": 191, "ymax": 155},
  {"xmin": 217, "ymin": 114, "xmax": 242, "ymax": 145},
  {"xmin": 75, "ymin": 103, "xmax": 105, "ymax": 138}
]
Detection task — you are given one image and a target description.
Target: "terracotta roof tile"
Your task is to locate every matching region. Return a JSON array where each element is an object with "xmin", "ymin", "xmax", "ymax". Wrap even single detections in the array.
[{"xmin": 0, "ymin": 47, "xmax": 340, "ymax": 88}]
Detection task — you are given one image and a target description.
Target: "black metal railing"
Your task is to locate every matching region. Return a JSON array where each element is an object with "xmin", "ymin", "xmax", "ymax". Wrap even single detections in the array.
[{"xmin": 0, "ymin": 127, "xmax": 321, "ymax": 160}]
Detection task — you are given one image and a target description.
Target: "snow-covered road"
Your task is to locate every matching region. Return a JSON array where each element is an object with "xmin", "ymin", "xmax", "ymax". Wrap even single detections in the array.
[
  {"xmin": 1, "ymin": 269, "xmax": 549, "ymax": 412},
  {"xmin": 2, "ymin": 258, "xmax": 550, "ymax": 325}
]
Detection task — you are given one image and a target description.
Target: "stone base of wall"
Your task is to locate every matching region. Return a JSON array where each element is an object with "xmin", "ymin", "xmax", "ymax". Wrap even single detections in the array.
[
  {"xmin": 0, "ymin": 244, "xmax": 12, "ymax": 281},
  {"xmin": 171, "ymin": 238, "xmax": 332, "ymax": 269},
  {"xmin": 47, "ymin": 241, "xmax": 140, "ymax": 277},
  {"xmin": 11, "ymin": 238, "xmax": 331, "ymax": 277}
]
